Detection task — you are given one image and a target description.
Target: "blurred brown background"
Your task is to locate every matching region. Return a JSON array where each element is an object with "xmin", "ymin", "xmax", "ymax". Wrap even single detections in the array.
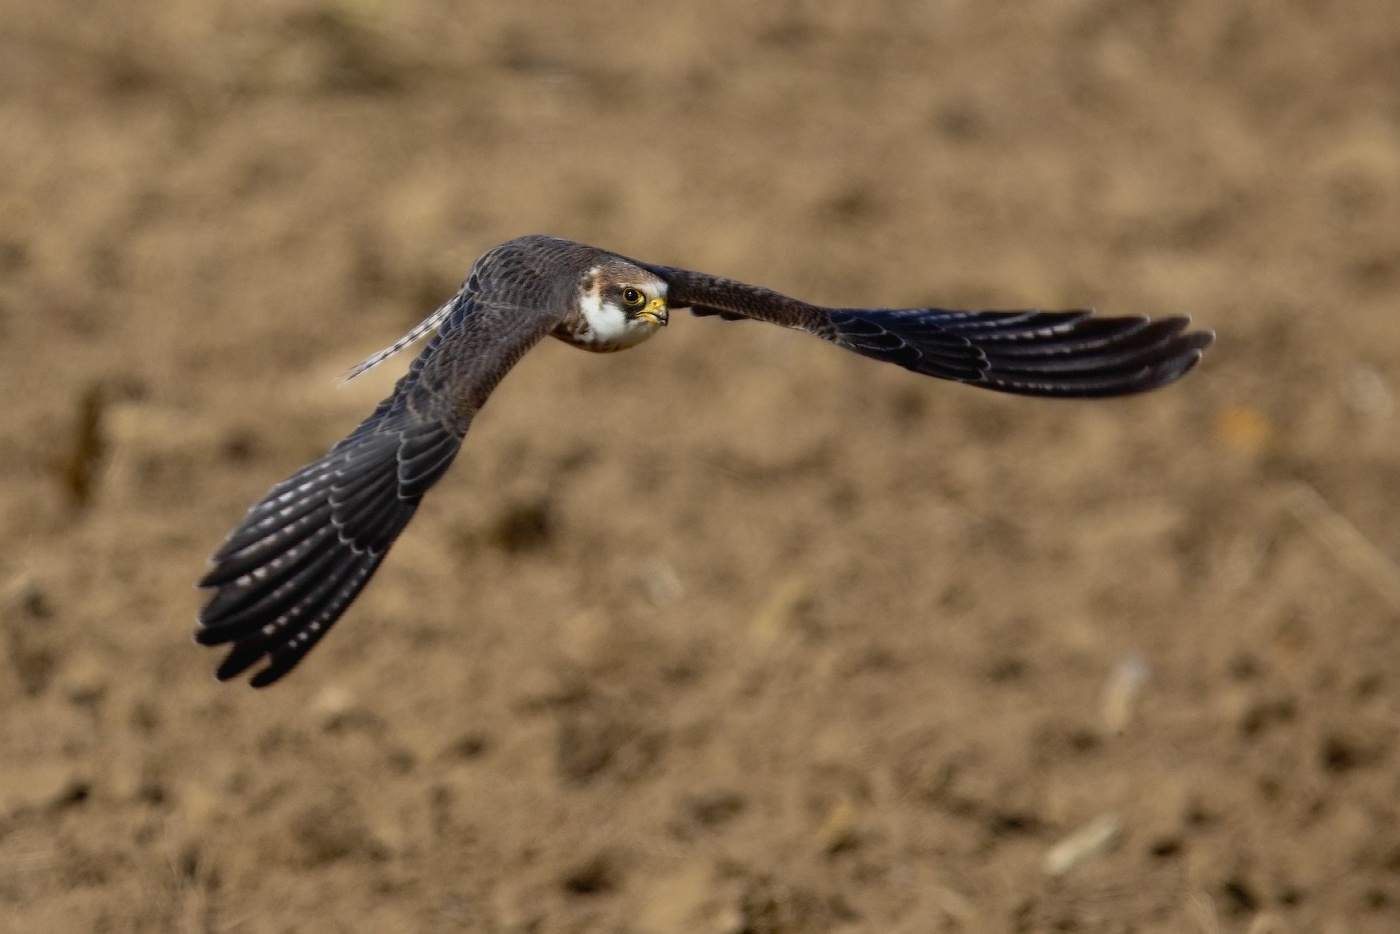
[{"xmin": 2, "ymin": 1, "xmax": 1399, "ymax": 931}]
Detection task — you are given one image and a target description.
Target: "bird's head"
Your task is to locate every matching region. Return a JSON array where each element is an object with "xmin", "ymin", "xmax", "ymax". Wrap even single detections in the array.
[{"xmin": 576, "ymin": 262, "xmax": 669, "ymax": 350}]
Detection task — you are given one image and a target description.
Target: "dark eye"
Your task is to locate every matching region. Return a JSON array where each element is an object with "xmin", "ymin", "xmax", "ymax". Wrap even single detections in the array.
[{"xmin": 622, "ymin": 287, "xmax": 644, "ymax": 307}]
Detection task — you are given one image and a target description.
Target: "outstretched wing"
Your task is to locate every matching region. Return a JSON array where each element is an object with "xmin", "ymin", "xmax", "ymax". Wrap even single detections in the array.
[
  {"xmin": 640, "ymin": 264, "xmax": 1213, "ymax": 397},
  {"xmin": 196, "ymin": 294, "xmax": 555, "ymax": 687}
]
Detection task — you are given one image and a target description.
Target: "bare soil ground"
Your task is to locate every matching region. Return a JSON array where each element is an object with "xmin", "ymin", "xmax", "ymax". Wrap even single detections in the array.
[{"xmin": 3, "ymin": 1, "xmax": 1400, "ymax": 931}]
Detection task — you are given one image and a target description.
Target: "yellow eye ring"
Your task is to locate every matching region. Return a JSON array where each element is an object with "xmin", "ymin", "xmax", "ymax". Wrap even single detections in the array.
[{"xmin": 622, "ymin": 287, "xmax": 644, "ymax": 307}]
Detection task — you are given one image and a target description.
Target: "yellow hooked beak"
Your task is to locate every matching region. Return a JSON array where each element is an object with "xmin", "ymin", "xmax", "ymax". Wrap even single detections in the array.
[{"xmin": 637, "ymin": 297, "xmax": 669, "ymax": 327}]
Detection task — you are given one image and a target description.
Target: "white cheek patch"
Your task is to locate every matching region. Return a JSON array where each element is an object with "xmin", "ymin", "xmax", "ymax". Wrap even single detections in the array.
[
  {"xmin": 580, "ymin": 291, "xmax": 635, "ymax": 344},
  {"xmin": 572, "ymin": 268, "xmax": 669, "ymax": 350}
]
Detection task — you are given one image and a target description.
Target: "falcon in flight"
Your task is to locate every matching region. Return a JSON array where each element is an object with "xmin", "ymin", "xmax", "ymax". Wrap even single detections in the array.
[{"xmin": 197, "ymin": 235, "xmax": 1213, "ymax": 686}]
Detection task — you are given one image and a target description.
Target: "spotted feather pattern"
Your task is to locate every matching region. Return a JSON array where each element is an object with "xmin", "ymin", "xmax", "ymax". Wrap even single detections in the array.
[{"xmin": 196, "ymin": 368, "xmax": 461, "ymax": 686}]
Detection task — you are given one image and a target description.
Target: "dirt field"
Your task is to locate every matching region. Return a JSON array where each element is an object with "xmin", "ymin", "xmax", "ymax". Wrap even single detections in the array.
[{"xmin": 3, "ymin": 1, "xmax": 1399, "ymax": 931}]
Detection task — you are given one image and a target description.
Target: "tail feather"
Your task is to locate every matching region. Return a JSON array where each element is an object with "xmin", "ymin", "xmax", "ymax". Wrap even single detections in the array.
[{"xmin": 340, "ymin": 298, "xmax": 457, "ymax": 383}]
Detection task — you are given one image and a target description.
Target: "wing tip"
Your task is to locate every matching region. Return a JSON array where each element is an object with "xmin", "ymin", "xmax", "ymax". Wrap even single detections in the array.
[
  {"xmin": 975, "ymin": 321, "xmax": 1212, "ymax": 397},
  {"xmin": 1184, "ymin": 326, "xmax": 1216, "ymax": 351},
  {"xmin": 192, "ymin": 622, "xmax": 229, "ymax": 647}
]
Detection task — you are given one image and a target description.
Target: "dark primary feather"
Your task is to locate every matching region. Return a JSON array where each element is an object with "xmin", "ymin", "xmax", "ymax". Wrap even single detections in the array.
[
  {"xmin": 196, "ymin": 335, "xmax": 466, "ymax": 687},
  {"xmin": 196, "ymin": 239, "xmax": 584, "ymax": 685},
  {"xmin": 825, "ymin": 308, "xmax": 1212, "ymax": 397},
  {"xmin": 641, "ymin": 263, "xmax": 1213, "ymax": 397}
]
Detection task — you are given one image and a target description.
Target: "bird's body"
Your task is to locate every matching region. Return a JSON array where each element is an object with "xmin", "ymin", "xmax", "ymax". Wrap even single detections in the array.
[{"xmin": 197, "ymin": 235, "xmax": 1213, "ymax": 686}]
